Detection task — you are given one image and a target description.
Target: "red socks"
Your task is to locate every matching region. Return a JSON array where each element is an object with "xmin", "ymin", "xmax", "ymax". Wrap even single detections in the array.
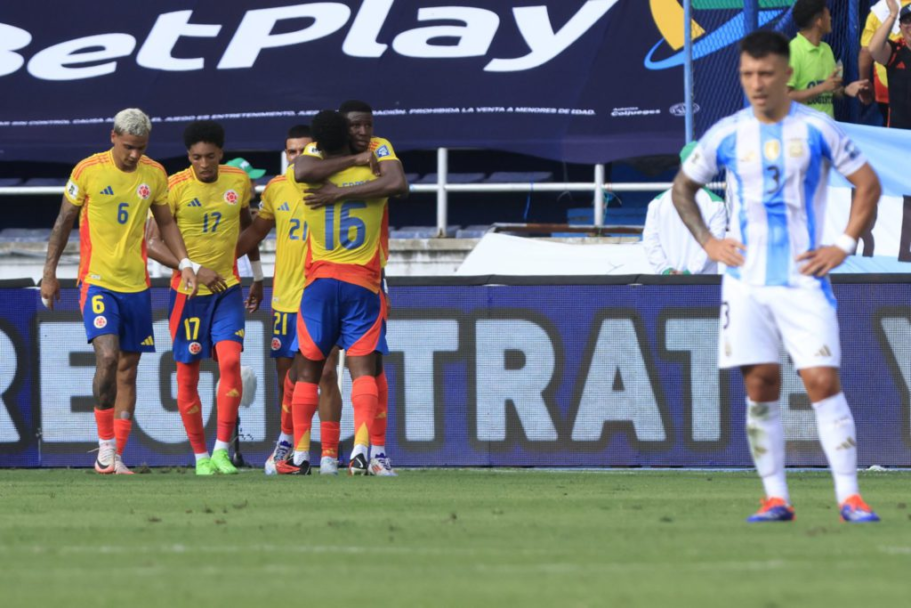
[
  {"xmin": 176, "ymin": 361, "xmax": 207, "ymax": 454},
  {"xmin": 94, "ymin": 407, "xmax": 114, "ymax": 442},
  {"xmin": 214, "ymin": 341, "xmax": 243, "ymax": 443},
  {"xmin": 281, "ymin": 370, "xmax": 295, "ymax": 436},
  {"xmin": 371, "ymin": 371, "xmax": 389, "ymax": 448},
  {"xmin": 114, "ymin": 419, "xmax": 132, "ymax": 455},
  {"xmin": 321, "ymin": 421, "xmax": 340, "ymax": 459},
  {"xmin": 292, "ymin": 381, "xmax": 319, "ymax": 453},
  {"xmin": 352, "ymin": 376, "xmax": 378, "ymax": 449}
]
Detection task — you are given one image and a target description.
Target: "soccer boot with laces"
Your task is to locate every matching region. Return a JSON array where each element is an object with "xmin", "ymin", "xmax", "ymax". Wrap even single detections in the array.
[
  {"xmin": 840, "ymin": 495, "xmax": 880, "ymax": 523},
  {"xmin": 264, "ymin": 439, "xmax": 293, "ymax": 476},
  {"xmin": 113, "ymin": 454, "xmax": 134, "ymax": 475},
  {"xmin": 320, "ymin": 457, "xmax": 338, "ymax": 475},
  {"xmin": 275, "ymin": 459, "xmax": 311, "ymax": 475},
  {"xmin": 211, "ymin": 449, "xmax": 239, "ymax": 475},
  {"xmin": 746, "ymin": 497, "xmax": 795, "ymax": 522},
  {"xmin": 368, "ymin": 455, "xmax": 398, "ymax": 477},
  {"xmin": 348, "ymin": 453, "xmax": 369, "ymax": 476},
  {"xmin": 94, "ymin": 443, "xmax": 116, "ymax": 474},
  {"xmin": 196, "ymin": 457, "xmax": 217, "ymax": 476}
]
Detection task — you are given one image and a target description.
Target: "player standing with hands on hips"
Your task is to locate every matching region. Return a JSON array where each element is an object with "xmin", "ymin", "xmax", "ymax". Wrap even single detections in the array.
[
  {"xmin": 672, "ymin": 32, "xmax": 882, "ymax": 523},
  {"xmin": 41, "ymin": 108, "xmax": 197, "ymax": 474}
]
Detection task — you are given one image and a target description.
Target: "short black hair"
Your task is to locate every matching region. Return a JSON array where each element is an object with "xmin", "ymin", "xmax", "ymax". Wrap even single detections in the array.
[
  {"xmin": 183, "ymin": 120, "xmax": 225, "ymax": 150},
  {"xmin": 311, "ymin": 110, "xmax": 350, "ymax": 154},
  {"xmin": 338, "ymin": 100, "xmax": 373, "ymax": 116},
  {"xmin": 792, "ymin": 0, "xmax": 827, "ymax": 30},
  {"xmin": 286, "ymin": 124, "xmax": 311, "ymax": 140},
  {"xmin": 739, "ymin": 30, "xmax": 790, "ymax": 60}
]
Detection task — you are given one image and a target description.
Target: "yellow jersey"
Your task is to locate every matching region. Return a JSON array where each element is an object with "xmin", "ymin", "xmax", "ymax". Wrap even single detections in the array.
[
  {"xmin": 862, "ymin": 0, "xmax": 911, "ymax": 102},
  {"xmin": 302, "ymin": 165, "xmax": 387, "ymax": 293},
  {"xmin": 259, "ymin": 167, "xmax": 307, "ymax": 313},
  {"xmin": 64, "ymin": 151, "xmax": 168, "ymax": 292},
  {"xmin": 168, "ymin": 165, "xmax": 251, "ymax": 296},
  {"xmin": 303, "ymin": 136, "xmax": 399, "ymax": 266}
]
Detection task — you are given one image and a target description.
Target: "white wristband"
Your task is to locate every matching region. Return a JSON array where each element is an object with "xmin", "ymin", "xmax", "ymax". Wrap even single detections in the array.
[
  {"xmin": 250, "ymin": 260, "xmax": 264, "ymax": 282},
  {"xmin": 834, "ymin": 234, "xmax": 857, "ymax": 255},
  {"xmin": 191, "ymin": 262, "xmax": 201, "ymax": 273},
  {"xmin": 178, "ymin": 258, "xmax": 193, "ymax": 271}
]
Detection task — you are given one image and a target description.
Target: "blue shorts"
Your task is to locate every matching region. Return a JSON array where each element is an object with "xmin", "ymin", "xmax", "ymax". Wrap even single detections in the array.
[
  {"xmin": 80, "ymin": 284, "xmax": 155, "ymax": 352},
  {"xmin": 169, "ymin": 285, "xmax": 245, "ymax": 363},
  {"xmin": 296, "ymin": 279, "xmax": 388, "ymax": 360},
  {"xmin": 270, "ymin": 310, "xmax": 298, "ymax": 359}
]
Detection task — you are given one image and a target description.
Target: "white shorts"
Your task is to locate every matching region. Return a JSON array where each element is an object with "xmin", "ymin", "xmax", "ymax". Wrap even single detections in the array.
[{"xmin": 718, "ymin": 276, "xmax": 840, "ymax": 370}]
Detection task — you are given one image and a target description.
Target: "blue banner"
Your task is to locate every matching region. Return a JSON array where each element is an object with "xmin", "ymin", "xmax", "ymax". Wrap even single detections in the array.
[
  {"xmin": 0, "ymin": 1, "xmax": 787, "ymax": 164},
  {"xmin": 1, "ymin": 281, "xmax": 910, "ymax": 468}
]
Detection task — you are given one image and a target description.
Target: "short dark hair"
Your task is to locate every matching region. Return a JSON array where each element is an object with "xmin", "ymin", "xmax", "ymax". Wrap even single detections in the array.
[
  {"xmin": 286, "ymin": 124, "xmax": 311, "ymax": 140},
  {"xmin": 338, "ymin": 100, "xmax": 373, "ymax": 116},
  {"xmin": 739, "ymin": 30, "xmax": 790, "ymax": 60},
  {"xmin": 792, "ymin": 0, "xmax": 827, "ymax": 30},
  {"xmin": 311, "ymin": 110, "xmax": 350, "ymax": 154},
  {"xmin": 183, "ymin": 120, "xmax": 225, "ymax": 149}
]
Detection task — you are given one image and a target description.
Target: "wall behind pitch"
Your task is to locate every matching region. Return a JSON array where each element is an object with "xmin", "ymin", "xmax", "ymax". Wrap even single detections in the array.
[{"xmin": 1, "ymin": 278, "xmax": 911, "ymax": 468}]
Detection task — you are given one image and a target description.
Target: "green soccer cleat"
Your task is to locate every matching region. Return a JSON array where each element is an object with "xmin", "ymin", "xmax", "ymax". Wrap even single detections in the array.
[
  {"xmin": 211, "ymin": 449, "xmax": 238, "ymax": 475},
  {"xmin": 196, "ymin": 457, "xmax": 217, "ymax": 476}
]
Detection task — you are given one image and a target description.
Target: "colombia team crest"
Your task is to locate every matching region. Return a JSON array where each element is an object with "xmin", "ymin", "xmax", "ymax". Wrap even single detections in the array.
[
  {"xmin": 188, "ymin": 342, "xmax": 202, "ymax": 355},
  {"xmin": 93, "ymin": 316, "xmax": 107, "ymax": 329},
  {"xmin": 271, "ymin": 338, "xmax": 281, "ymax": 351},
  {"xmin": 224, "ymin": 189, "xmax": 239, "ymax": 205},
  {"xmin": 136, "ymin": 183, "xmax": 151, "ymax": 199}
]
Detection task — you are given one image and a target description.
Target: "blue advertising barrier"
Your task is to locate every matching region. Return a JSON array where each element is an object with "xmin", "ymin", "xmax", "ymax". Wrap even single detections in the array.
[{"xmin": 1, "ymin": 277, "xmax": 910, "ymax": 468}]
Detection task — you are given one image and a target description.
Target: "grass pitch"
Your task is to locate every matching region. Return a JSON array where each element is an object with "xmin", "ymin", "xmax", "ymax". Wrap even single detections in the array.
[{"xmin": 1, "ymin": 469, "xmax": 909, "ymax": 607}]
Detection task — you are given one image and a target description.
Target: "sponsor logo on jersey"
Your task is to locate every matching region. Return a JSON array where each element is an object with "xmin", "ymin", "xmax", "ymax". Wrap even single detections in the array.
[
  {"xmin": 93, "ymin": 316, "xmax": 107, "ymax": 329},
  {"xmin": 375, "ymin": 145, "xmax": 390, "ymax": 158},
  {"xmin": 188, "ymin": 198, "xmax": 202, "ymax": 207},
  {"xmin": 271, "ymin": 337, "xmax": 282, "ymax": 351},
  {"xmin": 100, "ymin": 185, "xmax": 114, "ymax": 195},
  {"xmin": 279, "ymin": 202, "xmax": 290, "ymax": 211},
  {"xmin": 224, "ymin": 189, "xmax": 239, "ymax": 205},
  {"xmin": 188, "ymin": 341, "xmax": 202, "ymax": 355},
  {"xmin": 136, "ymin": 183, "xmax": 151, "ymax": 199}
]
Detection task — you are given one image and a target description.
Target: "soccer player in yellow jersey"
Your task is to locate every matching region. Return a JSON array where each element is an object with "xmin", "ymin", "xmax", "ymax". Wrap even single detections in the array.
[
  {"xmin": 235, "ymin": 124, "xmax": 342, "ymax": 476},
  {"xmin": 41, "ymin": 108, "xmax": 197, "ymax": 475},
  {"xmin": 295, "ymin": 100, "xmax": 408, "ymax": 476},
  {"xmin": 292, "ymin": 110, "xmax": 389, "ymax": 476},
  {"xmin": 148, "ymin": 120, "xmax": 263, "ymax": 476}
]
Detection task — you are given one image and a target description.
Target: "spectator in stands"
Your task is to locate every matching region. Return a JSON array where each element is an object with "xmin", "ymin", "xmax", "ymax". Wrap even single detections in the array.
[
  {"xmin": 642, "ymin": 142, "xmax": 725, "ymax": 275},
  {"xmin": 788, "ymin": 0, "xmax": 871, "ymax": 117},
  {"xmin": 868, "ymin": 1, "xmax": 911, "ymax": 130},
  {"xmin": 226, "ymin": 157, "xmax": 266, "ymax": 277},
  {"xmin": 860, "ymin": 0, "xmax": 911, "ymax": 125}
]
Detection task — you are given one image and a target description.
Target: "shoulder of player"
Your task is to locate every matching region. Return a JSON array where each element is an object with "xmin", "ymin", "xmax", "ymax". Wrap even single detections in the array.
[
  {"xmin": 71, "ymin": 152, "xmax": 109, "ymax": 179},
  {"xmin": 219, "ymin": 165, "xmax": 253, "ymax": 187},
  {"xmin": 369, "ymin": 136, "xmax": 393, "ymax": 148},
  {"xmin": 168, "ymin": 168, "xmax": 194, "ymax": 189},
  {"xmin": 261, "ymin": 175, "xmax": 289, "ymax": 198},
  {"xmin": 792, "ymin": 103, "xmax": 844, "ymax": 135},
  {"xmin": 701, "ymin": 112, "xmax": 742, "ymax": 147}
]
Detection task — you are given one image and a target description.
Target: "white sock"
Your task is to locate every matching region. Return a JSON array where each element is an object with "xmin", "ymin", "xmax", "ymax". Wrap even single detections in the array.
[
  {"xmin": 293, "ymin": 450, "xmax": 310, "ymax": 466},
  {"xmin": 194, "ymin": 452, "xmax": 210, "ymax": 463},
  {"xmin": 370, "ymin": 445, "xmax": 386, "ymax": 460},
  {"xmin": 279, "ymin": 432, "xmax": 293, "ymax": 445},
  {"xmin": 213, "ymin": 440, "xmax": 231, "ymax": 452},
  {"xmin": 746, "ymin": 399, "xmax": 789, "ymax": 503},
  {"xmin": 812, "ymin": 392, "xmax": 859, "ymax": 504},
  {"xmin": 351, "ymin": 444, "xmax": 368, "ymax": 461},
  {"xmin": 99, "ymin": 438, "xmax": 115, "ymax": 449}
]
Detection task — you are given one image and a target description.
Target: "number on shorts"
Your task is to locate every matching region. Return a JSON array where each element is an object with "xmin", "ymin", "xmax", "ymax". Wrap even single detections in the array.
[
  {"xmin": 273, "ymin": 312, "xmax": 288, "ymax": 335},
  {"xmin": 117, "ymin": 202, "xmax": 129, "ymax": 224},
  {"xmin": 184, "ymin": 317, "xmax": 200, "ymax": 340},
  {"xmin": 91, "ymin": 294, "xmax": 105, "ymax": 314},
  {"xmin": 722, "ymin": 301, "xmax": 730, "ymax": 330}
]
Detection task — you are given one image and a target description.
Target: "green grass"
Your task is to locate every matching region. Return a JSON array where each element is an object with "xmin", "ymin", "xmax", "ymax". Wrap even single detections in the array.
[{"xmin": 1, "ymin": 469, "xmax": 909, "ymax": 607}]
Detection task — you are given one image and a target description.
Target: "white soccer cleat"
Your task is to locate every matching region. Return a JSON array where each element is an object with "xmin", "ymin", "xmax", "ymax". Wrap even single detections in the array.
[
  {"xmin": 368, "ymin": 455, "xmax": 398, "ymax": 477},
  {"xmin": 94, "ymin": 443, "xmax": 115, "ymax": 474},
  {"xmin": 264, "ymin": 439, "xmax": 293, "ymax": 476},
  {"xmin": 319, "ymin": 456, "xmax": 338, "ymax": 476},
  {"xmin": 113, "ymin": 454, "xmax": 134, "ymax": 475}
]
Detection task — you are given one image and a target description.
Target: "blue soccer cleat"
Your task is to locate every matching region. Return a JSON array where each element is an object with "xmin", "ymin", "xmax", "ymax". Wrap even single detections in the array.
[
  {"xmin": 840, "ymin": 495, "xmax": 880, "ymax": 523},
  {"xmin": 747, "ymin": 497, "xmax": 795, "ymax": 522}
]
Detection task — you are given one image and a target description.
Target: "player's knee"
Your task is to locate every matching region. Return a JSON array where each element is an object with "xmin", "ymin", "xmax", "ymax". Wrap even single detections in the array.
[
  {"xmin": 96, "ymin": 350, "xmax": 118, "ymax": 374},
  {"xmin": 743, "ymin": 371, "xmax": 780, "ymax": 400},
  {"xmin": 319, "ymin": 363, "xmax": 338, "ymax": 392},
  {"xmin": 800, "ymin": 369, "xmax": 840, "ymax": 400}
]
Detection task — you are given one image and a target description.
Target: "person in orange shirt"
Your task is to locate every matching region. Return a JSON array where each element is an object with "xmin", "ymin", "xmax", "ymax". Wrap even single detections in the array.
[
  {"xmin": 295, "ymin": 100, "xmax": 408, "ymax": 476},
  {"xmin": 41, "ymin": 108, "xmax": 197, "ymax": 474},
  {"xmin": 148, "ymin": 120, "xmax": 263, "ymax": 476},
  {"xmin": 236, "ymin": 124, "xmax": 343, "ymax": 476}
]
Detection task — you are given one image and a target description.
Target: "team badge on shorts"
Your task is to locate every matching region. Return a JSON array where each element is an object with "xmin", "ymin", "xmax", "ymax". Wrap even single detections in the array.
[
  {"xmin": 136, "ymin": 184, "xmax": 151, "ymax": 199},
  {"xmin": 188, "ymin": 342, "xmax": 202, "ymax": 355},
  {"xmin": 94, "ymin": 316, "xmax": 107, "ymax": 329},
  {"xmin": 271, "ymin": 338, "xmax": 281, "ymax": 351},
  {"xmin": 224, "ymin": 190, "xmax": 239, "ymax": 205}
]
